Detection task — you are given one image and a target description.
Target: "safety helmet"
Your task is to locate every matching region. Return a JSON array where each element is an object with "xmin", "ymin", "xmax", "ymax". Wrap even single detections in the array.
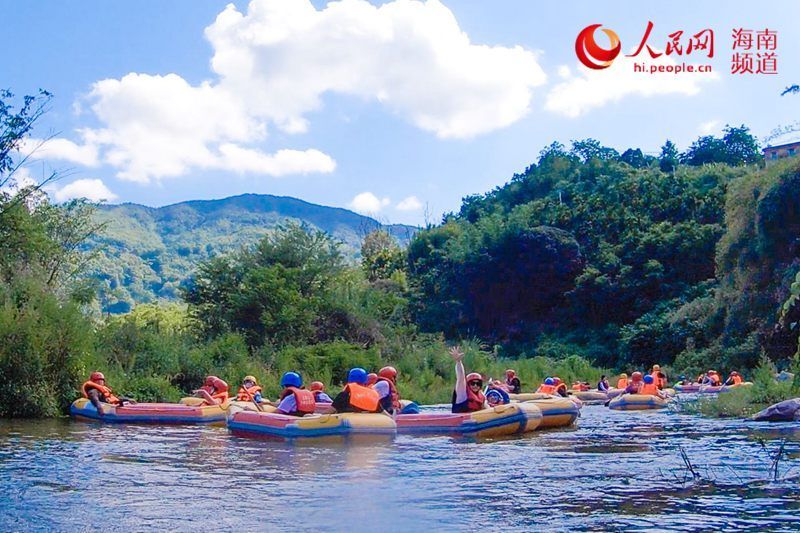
[
  {"xmin": 212, "ymin": 377, "xmax": 228, "ymax": 392},
  {"xmin": 552, "ymin": 377, "xmax": 562, "ymax": 385},
  {"xmin": 379, "ymin": 366, "xmax": 398, "ymax": 381},
  {"xmin": 544, "ymin": 377, "xmax": 555, "ymax": 385},
  {"xmin": 309, "ymin": 381, "xmax": 325, "ymax": 392},
  {"xmin": 708, "ymin": 370, "xmax": 715, "ymax": 374},
  {"xmin": 486, "ymin": 389, "xmax": 504, "ymax": 406},
  {"xmin": 505, "ymin": 369, "xmax": 516, "ymax": 377},
  {"xmin": 643, "ymin": 375, "xmax": 654, "ymax": 384},
  {"xmin": 678, "ymin": 375, "xmax": 686, "ymax": 380},
  {"xmin": 620, "ymin": 373, "xmax": 628, "ymax": 379},
  {"xmin": 243, "ymin": 375, "xmax": 257, "ymax": 385},
  {"xmin": 632, "ymin": 372, "xmax": 643, "ymax": 381},
  {"xmin": 280, "ymin": 371, "xmax": 302, "ymax": 388},
  {"xmin": 466, "ymin": 372, "xmax": 483, "ymax": 385},
  {"xmin": 205, "ymin": 376, "xmax": 218, "ymax": 387},
  {"xmin": 653, "ymin": 365, "xmax": 661, "ymax": 371},
  {"xmin": 90, "ymin": 371, "xmax": 105, "ymax": 382},
  {"xmin": 366, "ymin": 373, "xmax": 378, "ymax": 386},
  {"xmin": 347, "ymin": 368, "xmax": 368, "ymax": 385}
]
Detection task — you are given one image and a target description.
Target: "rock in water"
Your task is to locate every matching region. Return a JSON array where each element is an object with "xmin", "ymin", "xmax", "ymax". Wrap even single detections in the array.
[{"xmin": 752, "ymin": 398, "xmax": 800, "ymax": 422}]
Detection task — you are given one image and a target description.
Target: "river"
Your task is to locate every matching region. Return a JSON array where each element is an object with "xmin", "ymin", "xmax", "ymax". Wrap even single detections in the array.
[{"xmin": 2, "ymin": 399, "xmax": 799, "ymax": 531}]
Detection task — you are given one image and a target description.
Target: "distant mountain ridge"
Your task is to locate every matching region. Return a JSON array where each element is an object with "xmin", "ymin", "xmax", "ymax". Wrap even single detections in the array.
[{"xmin": 87, "ymin": 193, "xmax": 417, "ymax": 313}]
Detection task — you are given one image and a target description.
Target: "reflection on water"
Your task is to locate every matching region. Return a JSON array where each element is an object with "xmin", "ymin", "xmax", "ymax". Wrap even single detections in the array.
[{"xmin": 1, "ymin": 406, "xmax": 799, "ymax": 531}]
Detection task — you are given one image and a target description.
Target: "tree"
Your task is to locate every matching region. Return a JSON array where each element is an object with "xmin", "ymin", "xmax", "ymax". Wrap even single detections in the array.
[
  {"xmin": 659, "ymin": 140, "xmax": 679, "ymax": 172},
  {"xmin": 570, "ymin": 138, "xmax": 619, "ymax": 162},
  {"xmin": 620, "ymin": 148, "xmax": 647, "ymax": 168},
  {"xmin": 361, "ymin": 229, "xmax": 405, "ymax": 282},
  {"xmin": 721, "ymin": 125, "xmax": 761, "ymax": 165}
]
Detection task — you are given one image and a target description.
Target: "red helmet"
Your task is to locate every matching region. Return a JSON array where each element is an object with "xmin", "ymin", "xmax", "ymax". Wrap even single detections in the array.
[
  {"xmin": 552, "ymin": 377, "xmax": 562, "ymax": 385},
  {"xmin": 505, "ymin": 369, "xmax": 516, "ymax": 378},
  {"xmin": 366, "ymin": 373, "xmax": 378, "ymax": 386},
  {"xmin": 212, "ymin": 378, "xmax": 228, "ymax": 392},
  {"xmin": 632, "ymin": 372, "xmax": 643, "ymax": 381},
  {"xmin": 90, "ymin": 371, "xmax": 105, "ymax": 382},
  {"xmin": 466, "ymin": 372, "xmax": 483, "ymax": 384},
  {"xmin": 309, "ymin": 381, "xmax": 325, "ymax": 392},
  {"xmin": 379, "ymin": 366, "xmax": 398, "ymax": 381}
]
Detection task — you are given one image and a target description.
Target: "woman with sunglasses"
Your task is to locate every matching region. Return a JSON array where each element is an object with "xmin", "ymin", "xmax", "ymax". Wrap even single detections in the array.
[{"xmin": 449, "ymin": 346, "xmax": 486, "ymax": 413}]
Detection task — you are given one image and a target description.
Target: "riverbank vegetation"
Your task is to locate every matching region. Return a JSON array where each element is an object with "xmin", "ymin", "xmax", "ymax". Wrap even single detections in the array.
[{"xmin": 2, "ymin": 89, "xmax": 799, "ymax": 417}]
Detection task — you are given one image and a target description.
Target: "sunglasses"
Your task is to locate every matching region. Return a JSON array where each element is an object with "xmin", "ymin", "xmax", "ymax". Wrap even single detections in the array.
[{"xmin": 469, "ymin": 380, "xmax": 483, "ymax": 387}]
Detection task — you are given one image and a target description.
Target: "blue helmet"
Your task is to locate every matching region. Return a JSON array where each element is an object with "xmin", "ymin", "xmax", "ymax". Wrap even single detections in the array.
[
  {"xmin": 678, "ymin": 375, "xmax": 686, "ymax": 381},
  {"xmin": 643, "ymin": 375, "xmax": 654, "ymax": 384},
  {"xmin": 280, "ymin": 371, "xmax": 302, "ymax": 388},
  {"xmin": 544, "ymin": 377, "xmax": 555, "ymax": 385},
  {"xmin": 486, "ymin": 389, "xmax": 504, "ymax": 405},
  {"xmin": 347, "ymin": 367, "xmax": 368, "ymax": 385}
]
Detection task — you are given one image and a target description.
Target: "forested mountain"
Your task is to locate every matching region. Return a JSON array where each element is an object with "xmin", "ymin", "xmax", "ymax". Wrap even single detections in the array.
[{"xmin": 86, "ymin": 193, "xmax": 416, "ymax": 313}]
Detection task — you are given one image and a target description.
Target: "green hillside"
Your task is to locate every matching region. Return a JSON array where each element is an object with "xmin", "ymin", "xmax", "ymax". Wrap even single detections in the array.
[{"xmin": 86, "ymin": 193, "xmax": 416, "ymax": 313}]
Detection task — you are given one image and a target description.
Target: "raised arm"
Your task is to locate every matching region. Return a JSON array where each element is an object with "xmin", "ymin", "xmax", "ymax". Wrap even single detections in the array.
[{"xmin": 450, "ymin": 346, "xmax": 467, "ymax": 403}]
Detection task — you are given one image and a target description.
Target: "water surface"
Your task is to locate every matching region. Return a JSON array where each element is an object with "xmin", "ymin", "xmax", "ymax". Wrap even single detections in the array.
[{"xmin": 2, "ymin": 402, "xmax": 799, "ymax": 531}]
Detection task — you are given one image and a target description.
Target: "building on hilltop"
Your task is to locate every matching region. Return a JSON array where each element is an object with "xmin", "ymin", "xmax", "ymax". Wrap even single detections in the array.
[{"xmin": 764, "ymin": 140, "xmax": 800, "ymax": 165}]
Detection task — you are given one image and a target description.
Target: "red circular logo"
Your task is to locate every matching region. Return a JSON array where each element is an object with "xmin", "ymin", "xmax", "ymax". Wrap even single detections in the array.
[{"xmin": 575, "ymin": 24, "xmax": 621, "ymax": 70}]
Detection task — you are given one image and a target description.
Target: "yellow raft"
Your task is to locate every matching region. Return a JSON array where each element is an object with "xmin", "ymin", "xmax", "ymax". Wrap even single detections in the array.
[
  {"xmin": 568, "ymin": 390, "xmax": 608, "ymax": 402},
  {"xmin": 608, "ymin": 393, "xmax": 669, "ymax": 411},
  {"xmin": 70, "ymin": 397, "xmax": 229, "ymax": 424},
  {"xmin": 523, "ymin": 397, "xmax": 581, "ymax": 428},
  {"xmin": 396, "ymin": 402, "xmax": 543, "ymax": 438},
  {"xmin": 226, "ymin": 404, "xmax": 396, "ymax": 439}
]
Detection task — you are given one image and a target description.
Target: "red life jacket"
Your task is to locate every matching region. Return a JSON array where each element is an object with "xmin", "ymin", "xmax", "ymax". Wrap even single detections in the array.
[
  {"xmin": 279, "ymin": 387, "xmax": 316, "ymax": 415},
  {"xmin": 236, "ymin": 385, "xmax": 262, "ymax": 401},
  {"xmin": 82, "ymin": 381, "xmax": 121, "ymax": 405},
  {"xmin": 344, "ymin": 383, "xmax": 380, "ymax": 413},
  {"xmin": 199, "ymin": 385, "xmax": 229, "ymax": 405},
  {"xmin": 537, "ymin": 384, "xmax": 557, "ymax": 394},
  {"xmin": 377, "ymin": 377, "xmax": 402, "ymax": 411},
  {"xmin": 616, "ymin": 378, "xmax": 628, "ymax": 389},
  {"xmin": 465, "ymin": 385, "xmax": 485, "ymax": 412}
]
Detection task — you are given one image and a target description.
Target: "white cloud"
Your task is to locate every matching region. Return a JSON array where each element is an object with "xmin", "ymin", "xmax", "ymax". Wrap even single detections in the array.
[
  {"xmin": 349, "ymin": 192, "xmax": 390, "ymax": 214},
  {"xmin": 217, "ymin": 144, "xmax": 336, "ymax": 175},
  {"xmin": 19, "ymin": 136, "xmax": 99, "ymax": 167},
  {"xmin": 545, "ymin": 53, "xmax": 718, "ymax": 118},
  {"xmin": 52, "ymin": 179, "xmax": 118, "ymax": 203},
  {"xmin": 396, "ymin": 195, "xmax": 423, "ymax": 211},
  {"xmin": 698, "ymin": 119, "xmax": 721, "ymax": 135},
  {"xmin": 0, "ymin": 167, "xmax": 37, "ymax": 195},
  {"xmin": 206, "ymin": 0, "xmax": 545, "ymax": 139}
]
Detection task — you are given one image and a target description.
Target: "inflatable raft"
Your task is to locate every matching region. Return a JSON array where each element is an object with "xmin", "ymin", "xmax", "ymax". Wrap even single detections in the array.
[
  {"xmin": 674, "ymin": 383, "xmax": 701, "ymax": 393},
  {"xmin": 227, "ymin": 406, "xmax": 396, "ymax": 439},
  {"xmin": 226, "ymin": 400, "xmax": 334, "ymax": 414},
  {"xmin": 607, "ymin": 394, "xmax": 668, "ymax": 411},
  {"xmin": 523, "ymin": 397, "xmax": 580, "ymax": 428},
  {"xmin": 396, "ymin": 403, "xmax": 542, "ymax": 438},
  {"xmin": 568, "ymin": 390, "xmax": 608, "ymax": 403},
  {"xmin": 70, "ymin": 397, "xmax": 229, "ymax": 424}
]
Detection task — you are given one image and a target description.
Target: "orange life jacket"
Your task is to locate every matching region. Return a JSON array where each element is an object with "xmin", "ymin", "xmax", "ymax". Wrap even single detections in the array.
[
  {"xmin": 708, "ymin": 374, "xmax": 721, "ymax": 386},
  {"xmin": 651, "ymin": 371, "xmax": 667, "ymax": 389},
  {"xmin": 82, "ymin": 381, "xmax": 121, "ymax": 405},
  {"xmin": 616, "ymin": 378, "xmax": 628, "ymax": 389},
  {"xmin": 377, "ymin": 377, "xmax": 402, "ymax": 411},
  {"xmin": 571, "ymin": 383, "xmax": 589, "ymax": 391},
  {"xmin": 732, "ymin": 375, "xmax": 742, "ymax": 385},
  {"xmin": 199, "ymin": 385, "xmax": 229, "ymax": 405},
  {"xmin": 640, "ymin": 383, "xmax": 660, "ymax": 396},
  {"xmin": 279, "ymin": 387, "xmax": 316, "ymax": 415},
  {"xmin": 236, "ymin": 385, "xmax": 262, "ymax": 401},
  {"xmin": 555, "ymin": 383, "xmax": 568, "ymax": 396},
  {"xmin": 344, "ymin": 383, "xmax": 380, "ymax": 413},
  {"xmin": 537, "ymin": 384, "xmax": 557, "ymax": 394}
]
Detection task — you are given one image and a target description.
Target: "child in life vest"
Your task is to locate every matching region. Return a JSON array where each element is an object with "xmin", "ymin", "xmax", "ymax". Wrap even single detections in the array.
[{"xmin": 193, "ymin": 376, "xmax": 229, "ymax": 406}]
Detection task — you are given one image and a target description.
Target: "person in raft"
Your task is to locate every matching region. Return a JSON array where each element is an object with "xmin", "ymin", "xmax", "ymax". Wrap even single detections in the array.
[
  {"xmin": 702, "ymin": 370, "xmax": 722, "ymax": 386},
  {"xmin": 309, "ymin": 381, "xmax": 333, "ymax": 403},
  {"xmin": 449, "ymin": 346, "xmax": 486, "ymax": 413},
  {"xmin": 83, "ymin": 372, "xmax": 136, "ymax": 413},
  {"xmin": 328, "ymin": 368, "xmax": 382, "ymax": 414},
  {"xmin": 505, "ymin": 369, "xmax": 522, "ymax": 394},
  {"xmin": 597, "ymin": 375, "xmax": 610, "ymax": 392},
  {"xmin": 236, "ymin": 375, "xmax": 264, "ymax": 404},
  {"xmin": 616, "ymin": 373, "xmax": 629, "ymax": 389},
  {"xmin": 639, "ymin": 375, "xmax": 666, "ymax": 398},
  {"xmin": 650, "ymin": 364, "xmax": 668, "ymax": 389},
  {"xmin": 486, "ymin": 388, "xmax": 510, "ymax": 407},
  {"xmin": 193, "ymin": 376, "xmax": 229, "ymax": 406},
  {"xmin": 724, "ymin": 371, "xmax": 744, "ymax": 386},
  {"xmin": 271, "ymin": 372, "xmax": 316, "ymax": 416},
  {"xmin": 536, "ymin": 377, "xmax": 557, "ymax": 395},
  {"xmin": 366, "ymin": 373, "xmax": 379, "ymax": 386},
  {"xmin": 375, "ymin": 366, "xmax": 403, "ymax": 414},
  {"xmin": 624, "ymin": 372, "xmax": 644, "ymax": 394},
  {"xmin": 552, "ymin": 377, "xmax": 569, "ymax": 397}
]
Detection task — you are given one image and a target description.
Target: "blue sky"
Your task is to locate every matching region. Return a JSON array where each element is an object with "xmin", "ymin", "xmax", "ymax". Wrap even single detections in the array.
[{"xmin": 4, "ymin": 0, "xmax": 799, "ymax": 224}]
